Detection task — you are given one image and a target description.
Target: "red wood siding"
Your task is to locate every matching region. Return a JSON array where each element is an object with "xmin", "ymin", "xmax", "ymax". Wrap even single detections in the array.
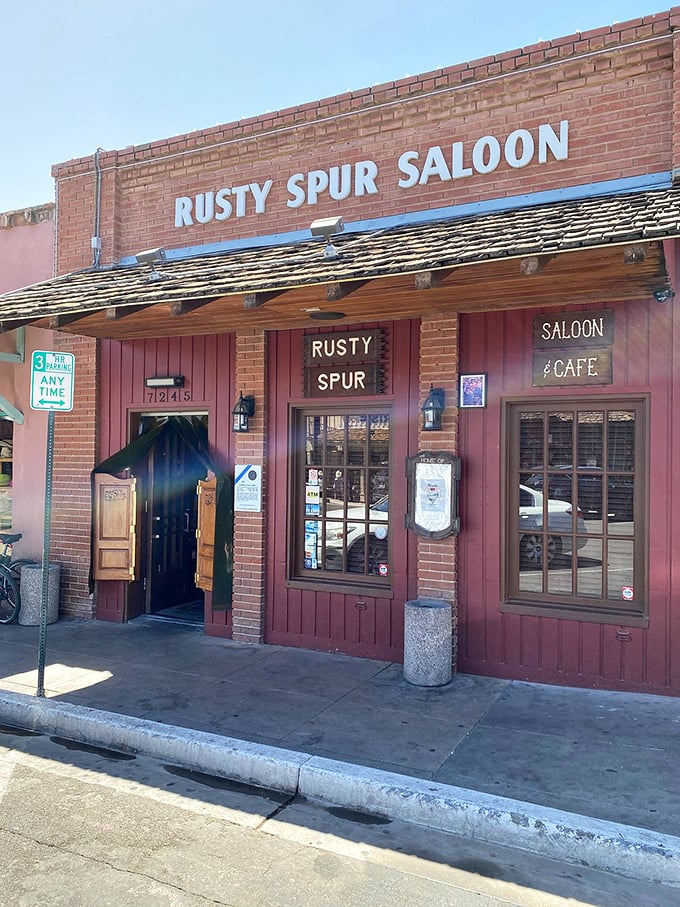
[
  {"xmin": 457, "ymin": 277, "xmax": 680, "ymax": 694},
  {"xmin": 265, "ymin": 321, "xmax": 420, "ymax": 660},
  {"xmin": 96, "ymin": 334, "xmax": 235, "ymax": 635}
]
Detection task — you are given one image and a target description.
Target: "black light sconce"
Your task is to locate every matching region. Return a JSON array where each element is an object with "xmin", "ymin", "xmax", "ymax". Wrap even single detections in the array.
[
  {"xmin": 421, "ymin": 384, "xmax": 445, "ymax": 432},
  {"xmin": 653, "ymin": 288, "xmax": 674, "ymax": 303},
  {"xmin": 232, "ymin": 391, "xmax": 255, "ymax": 433},
  {"xmin": 145, "ymin": 375, "xmax": 184, "ymax": 388}
]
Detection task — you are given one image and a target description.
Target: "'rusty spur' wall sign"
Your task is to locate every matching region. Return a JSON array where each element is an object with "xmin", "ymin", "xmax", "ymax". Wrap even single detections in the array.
[
  {"xmin": 304, "ymin": 329, "xmax": 384, "ymax": 397},
  {"xmin": 532, "ymin": 310, "xmax": 614, "ymax": 387}
]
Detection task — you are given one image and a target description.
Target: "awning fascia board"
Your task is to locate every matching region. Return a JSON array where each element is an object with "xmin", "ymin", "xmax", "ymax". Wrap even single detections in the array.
[{"xmin": 1, "ymin": 186, "xmax": 678, "ymax": 338}]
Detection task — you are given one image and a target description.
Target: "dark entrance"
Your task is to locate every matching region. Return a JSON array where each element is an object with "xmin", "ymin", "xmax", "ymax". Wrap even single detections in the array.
[{"xmin": 131, "ymin": 414, "xmax": 209, "ymax": 623}]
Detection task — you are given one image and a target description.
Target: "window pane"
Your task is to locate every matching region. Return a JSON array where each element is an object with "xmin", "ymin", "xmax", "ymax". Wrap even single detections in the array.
[
  {"xmin": 305, "ymin": 415, "xmax": 324, "ymax": 466},
  {"xmin": 577, "ymin": 538, "xmax": 603, "ymax": 598},
  {"xmin": 608, "ymin": 411, "xmax": 635, "ymax": 471},
  {"xmin": 348, "ymin": 415, "xmax": 366, "ymax": 465},
  {"xmin": 0, "ymin": 418, "xmax": 12, "ymax": 530},
  {"xmin": 577, "ymin": 411, "xmax": 603, "ymax": 468},
  {"xmin": 298, "ymin": 409, "xmax": 390, "ymax": 581},
  {"xmin": 326, "ymin": 415, "xmax": 345, "ymax": 467},
  {"xmin": 607, "ymin": 539, "xmax": 635, "ymax": 600},
  {"xmin": 520, "ymin": 412, "xmax": 544, "ymax": 471},
  {"xmin": 607, "ymin": 480, "xmax": 634, "ymax": 527},
  {"xmin": 548, "ymin": 411, "xmax": 573, "ymax": 467}
]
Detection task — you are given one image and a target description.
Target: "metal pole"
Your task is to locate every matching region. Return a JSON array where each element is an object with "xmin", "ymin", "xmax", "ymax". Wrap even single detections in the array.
[{"xmin": 37, "ymin": 409, "xmax": 54, "ymax": 698}]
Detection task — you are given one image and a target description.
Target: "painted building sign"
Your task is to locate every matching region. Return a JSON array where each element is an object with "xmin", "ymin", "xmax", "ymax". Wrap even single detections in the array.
[
  {"xmin": 174, "ymin": 120, "xmax": 569, "ymax": 227},
  {"xmin": 533, "ymin": 310, "xmax": 614, "ymax": 348},
  {"xmin": 303, "ymin": 329, "xmax": 384, "ymax": 397},
  {"xmin": 531, "ymin": 310, "xmax": 614, "ymax": 386}
]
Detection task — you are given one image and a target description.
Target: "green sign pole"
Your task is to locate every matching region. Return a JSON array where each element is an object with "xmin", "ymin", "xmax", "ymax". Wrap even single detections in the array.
[
  {"xmin": 30, "ymin": 351, "xmax": 74, "ymax": 699},
  {"xmin": 36, "ymin": 409, "xmax": 54, "ymax": 698}
]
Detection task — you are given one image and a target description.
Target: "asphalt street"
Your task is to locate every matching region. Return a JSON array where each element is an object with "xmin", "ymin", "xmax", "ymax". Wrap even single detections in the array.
[{"xmin": 0, "ymin": 726, "xmax": 674, "ymax": 906}]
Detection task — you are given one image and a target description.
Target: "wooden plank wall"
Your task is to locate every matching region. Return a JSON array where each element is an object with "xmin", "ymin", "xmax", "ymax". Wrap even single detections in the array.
[
  {"xmin": 265, "ymin": 320, "xmax": 420, "ymax": 660},
  {"xmin": 457, "ymin": 284, "xmax": 679, "ymax": 694},
  {"xmin": 96, "ymin": 334, "xmax": 235, "ymax": 634}
]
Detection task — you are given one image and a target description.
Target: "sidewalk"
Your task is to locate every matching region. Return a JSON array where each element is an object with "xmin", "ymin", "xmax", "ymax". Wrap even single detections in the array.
[{"xmin": 0, "ymin": 616, "xmax": 678, "ymax": 884}]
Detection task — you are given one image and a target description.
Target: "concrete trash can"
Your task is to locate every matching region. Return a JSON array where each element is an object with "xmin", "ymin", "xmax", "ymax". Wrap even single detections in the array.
[
  {"xmin": 403, "ymin": 598, "xmax": 452, "ymax": 687},
  {"xmin": 18, "ymin": 563, "xmax": 60, "ymax": 626}
]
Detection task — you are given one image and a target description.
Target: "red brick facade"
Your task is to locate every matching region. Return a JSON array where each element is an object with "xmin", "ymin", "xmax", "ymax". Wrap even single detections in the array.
[
  {"xmin": 53, "ymin": 10, "xmax": 678, "ymax": 274},
  {"xmin": 46, "ymin": 9, "xmax": 680, "ymax": 692}
]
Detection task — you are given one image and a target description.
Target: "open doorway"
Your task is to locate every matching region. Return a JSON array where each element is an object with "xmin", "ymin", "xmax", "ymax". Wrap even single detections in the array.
[{"xmin": 131, "ymin": 413, "xmax": 209, "ymax": 624}]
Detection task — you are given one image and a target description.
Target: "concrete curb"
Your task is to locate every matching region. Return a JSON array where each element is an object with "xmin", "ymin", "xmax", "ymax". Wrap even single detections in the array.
[
  {"xmin": 299, "ymin": 757, "xmax": 680, "ymax": 887},
  {"xmin": 0, "ymin": 690, "xmax": 305, "ymax": 793},
  {"xmin": 0, "ymin": 690, "xmax": 678, "ymax": 888}
]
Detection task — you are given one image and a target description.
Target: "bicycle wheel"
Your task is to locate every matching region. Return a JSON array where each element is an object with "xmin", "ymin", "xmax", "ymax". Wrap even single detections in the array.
[
  {"xmin": 0, "ymin": 572, "xmax": 19, "ymax": 623},
  {"xmin": 9, "ymin": 559, "xmax": 37, "ymax": 583}
]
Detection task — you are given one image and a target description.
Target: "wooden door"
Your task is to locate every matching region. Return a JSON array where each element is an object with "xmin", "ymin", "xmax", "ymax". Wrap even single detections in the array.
[
  {"xmin": 195, "ymin": 476, "xmax": 216, "ymax": 591},
  {"xmin": 145, "ymin": 421, "xmax": 207, "ymax": 613},
  {"xmin": 93, "ymin": 474, "xmax": 137, "ymax": 581}
]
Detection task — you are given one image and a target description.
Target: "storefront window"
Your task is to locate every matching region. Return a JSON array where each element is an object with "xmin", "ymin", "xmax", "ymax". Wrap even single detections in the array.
[
  {"xmin": 292, "ymin": 407, "xmax": 391, "ymax": 583},
  {"xmin": 504, "ymin": 399, "xmax": 647, "ymax": 625},
  {"xmin": 0, "ymin": 417, "xmax": 12, "ymax": 529}
]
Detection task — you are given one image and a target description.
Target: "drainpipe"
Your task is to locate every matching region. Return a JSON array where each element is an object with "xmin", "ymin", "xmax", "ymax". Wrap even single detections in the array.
[{"xmin": 91, "ymin": 148, "xmax": 104, "ymax": 268}]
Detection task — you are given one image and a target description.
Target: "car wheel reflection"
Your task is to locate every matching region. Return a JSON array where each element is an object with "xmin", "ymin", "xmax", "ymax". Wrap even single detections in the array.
[
  {"xmin": 347, "ymin": 535, "xmax": 388, "ymax": 575},
  {"xmin": 520, "ymin": 533, "xmax": 562, "ymax": 568}
]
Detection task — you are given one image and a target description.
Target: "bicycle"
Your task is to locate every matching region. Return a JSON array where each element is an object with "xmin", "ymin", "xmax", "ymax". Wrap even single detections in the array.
[{"xmin": 0, "ymin": 532, "xmax": 37, "ymax": 624}]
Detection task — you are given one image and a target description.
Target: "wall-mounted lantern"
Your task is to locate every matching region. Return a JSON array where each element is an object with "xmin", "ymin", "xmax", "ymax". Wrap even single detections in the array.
[
  {"xmin": 421, "ymin": 384, "xmax": 445, "ymax": 432},
  {"xmin": 232, "ymin": 392, "xmax": 255, "ymax": 433}
]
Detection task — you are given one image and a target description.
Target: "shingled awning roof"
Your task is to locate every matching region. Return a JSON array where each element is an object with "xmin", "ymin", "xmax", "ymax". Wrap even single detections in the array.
[{"xmin": 1, "ymin": 186, "xmax": 677, "ymax": 340}]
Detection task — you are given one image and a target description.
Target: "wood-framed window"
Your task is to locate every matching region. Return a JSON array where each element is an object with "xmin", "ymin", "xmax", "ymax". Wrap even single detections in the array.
[
  {"xmin": 502, "ymin": 397, "xmax": 647, "ymax": 626},
  {"xmin": 290, "ymin": 405, "xmax": 391, "ymax": 587}
]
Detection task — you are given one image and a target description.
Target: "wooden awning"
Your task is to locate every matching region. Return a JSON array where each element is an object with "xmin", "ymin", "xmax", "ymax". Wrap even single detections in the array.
[{"xmin": 1, "ymin": 187, "xmax": 678, "ymax": 340}]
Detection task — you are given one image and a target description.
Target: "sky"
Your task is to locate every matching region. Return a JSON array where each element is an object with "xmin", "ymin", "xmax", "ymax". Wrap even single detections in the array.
[{"xmin": 0, "ymin": 0, "xmax": 668, "ymax": 212}]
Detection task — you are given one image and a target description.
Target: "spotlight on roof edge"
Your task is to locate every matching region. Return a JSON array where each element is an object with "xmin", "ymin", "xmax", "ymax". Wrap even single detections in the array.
[
  {"xmin": 310, "ymin": 217, "xmax": 344, "ymax": 261},
  {"xmin": 134, "ymin": 247, "xmax": 166, "ymax": 265},
  {"xmin": 134, "ymin": 247, "xmax": 167, "ymax": 282}
]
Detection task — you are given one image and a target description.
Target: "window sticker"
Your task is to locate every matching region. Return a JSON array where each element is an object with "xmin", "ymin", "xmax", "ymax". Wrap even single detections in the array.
[
  {"xmin": 305, "ymin": 484, "xmax": 321, "ymax": 516},
  {"xmin": 305, "ymin": 521, "xmax": 319, "ymax": 569}
]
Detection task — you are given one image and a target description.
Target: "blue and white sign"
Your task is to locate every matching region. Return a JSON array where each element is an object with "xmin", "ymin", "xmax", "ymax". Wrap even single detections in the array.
[
  {"xmin": 234, "ymin": 464, "xmax": 262, "ymax": 512},
  {"xmin": 30, "ymin": 350, "xmax": 75, "ymax": 412}
]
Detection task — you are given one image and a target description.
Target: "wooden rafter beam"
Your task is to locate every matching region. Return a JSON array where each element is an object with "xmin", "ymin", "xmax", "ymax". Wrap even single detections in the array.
[
  {"xmin": 325, "ymin": 280, "xmax": 368, "ymax": 302},
  {"xmin": 105, "ymin": 304, "xmax": 150, "ymax": 321},
  {"xmin": 415, "ymin": 269, "xmax": 453, "ymax": 290},
  {"xmin": 520, "ymin": 255, "xmax": 554, "ymax": 276},
  {"xmin": 169, "ymin": 299, "xmax": 215, "ymax": 316},
  {"xmin": 0, "ymin": 318, "xmax": 35, "ymax": 333},
  {"xmin": 623, "ymin": 244, "xmax": 647, "ymax": 264},
  {"xmin": 243, "ymin": 290, "xmax": 286, "ymax": 309},
  {"xmin": 49, "ymin": 312, "xmax": 95, "ymax": 329}
]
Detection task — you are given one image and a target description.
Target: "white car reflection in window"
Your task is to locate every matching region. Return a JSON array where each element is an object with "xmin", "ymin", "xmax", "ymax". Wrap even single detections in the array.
[
  {"xmin": 325, "ymin": 496, "xmax": 388, "ymax": 574},
  {"xmin": 519, "ymin": 484, "xmax": 587, "ymax": 568}
]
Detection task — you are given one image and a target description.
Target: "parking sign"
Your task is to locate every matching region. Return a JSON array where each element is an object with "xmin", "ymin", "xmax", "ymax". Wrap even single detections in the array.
[{"xmin": 30, "ymin": 350, "xmax": 75, "ymax": 412}]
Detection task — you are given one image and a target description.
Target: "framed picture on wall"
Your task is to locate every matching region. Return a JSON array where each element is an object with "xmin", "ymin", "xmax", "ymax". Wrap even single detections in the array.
[{"xmin": 459, "ymin": 373, "xmax": 487, "ymax": 408}]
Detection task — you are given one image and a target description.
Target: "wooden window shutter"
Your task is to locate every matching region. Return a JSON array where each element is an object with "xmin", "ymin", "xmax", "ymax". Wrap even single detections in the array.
[
  {"xmin": 195, "ymin": 476, "xmax": 217, "ymax": 592},
  {"xmin": 93, "ymin": 474, "xmax": 137, "ymax": 581}
]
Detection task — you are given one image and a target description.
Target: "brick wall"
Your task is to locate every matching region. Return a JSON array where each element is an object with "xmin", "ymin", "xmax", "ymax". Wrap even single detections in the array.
[
  {"xmin": 51, "ymin": 333, "xmax": 98, "ymax": 618},
  {"xmin": 231, "ymin": 329, "xmax": 267, "ymax": 643},
  {"xmin": 53, "ymin": 10, "xmax": 678, "ymax": 274},
  {"xmin": 418, "ymin": 313, "xmax": 459, "ymax": 668}
]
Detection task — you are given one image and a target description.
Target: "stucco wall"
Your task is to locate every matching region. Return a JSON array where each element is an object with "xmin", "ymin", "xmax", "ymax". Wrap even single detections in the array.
[{"xmin": 0, "ymin": 207, "xmax": 55, "ymax": 558}]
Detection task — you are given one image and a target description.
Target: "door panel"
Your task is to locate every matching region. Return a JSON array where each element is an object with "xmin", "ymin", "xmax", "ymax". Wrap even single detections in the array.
[
  {"xmin": 195, "ymin": 476, "xmax": 217, "ymax": 592},
  {"xmin": 93, "ymin": 474, "xmax": 137, "ymax": 581},
  {"xmin": 145, "ymin": 418, "xmax": 208, "ymax": 613}
]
